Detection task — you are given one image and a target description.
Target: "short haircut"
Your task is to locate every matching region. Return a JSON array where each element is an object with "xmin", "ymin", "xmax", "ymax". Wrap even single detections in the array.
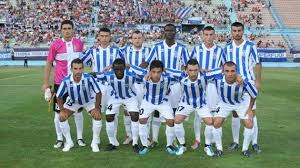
[
  {"xmin": 132, "ymin": 30, "xmax": 142, "ymax": 35},
  {"xmin": 231, "ymin": 22, "xmax": 244, "ymax": 30},
  {"xmin": 98, "ymin": 27, "xmax": 111, "ymax": 34},
  {"xmin": 61, "ymin": 20, "xmax": 74, "ymax": 29},
  {"xmin": 202, "ymin": 26, "xmax": 215, "ymax": 32},
  {"xmin": 164, "ymin": 23, "xmax": 176, "ymax": 30},
  {"xmin": 187, "ymin": 59, "xmax": 199, "ymax": 66},
  {"xmin": 150, "ymin": 60, "xmax": 164, "ymax": 71},
  {"xmin": 71, "ymin": 58, "xmax": 83, "ymax": 68},
  {"xmin": 224, "ymin": 61, "xmax": 237, "ymax": 69},
  {"xmin": 112, "ymin": 58, "xmax": 125, "ymax": 68}
]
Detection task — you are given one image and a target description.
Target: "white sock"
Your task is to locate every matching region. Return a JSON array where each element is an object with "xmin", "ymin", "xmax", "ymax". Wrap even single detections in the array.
[
  {"xmin": 131, "ymin": 121, "xmax": 139, "ymax": 146},
  {"xmin": 166, "ymin": 125, "xmax": 175, "ymax": 147},
  {"xmin": 212, "ymin": 127, "xmax": 223, "ymax": 151},
  {"xmin": 152, "ymin": 117, "xmax": 161, "ymax": 142},
  {"xmin": 73, "ymin": 112, "xmax": 84, "ymax": 140},
  {"xmin": 232, "ymin": 117, "xmax": 240, "ymax": 144},
  {"xmin": 252, "ymin": 116, "xmax": 258, "ymax": 145},
  {"xmin": 106, "ymin": 121, "xmax": 115, "ymax": 145},
  {"xmin": 204, "ymin": 125, "xmax": 213, "ymax": 145},
  {"xmin": 54, "ymin": 112, "xmax": 63, "ymax": 141},
  {"xmin": 114, "ymin": 115, "xmax": 119, "ymax": 143},
  {"xmin": 242, "ymin": 127, "xmax": 254, "ymax": 151},
  {"xmin": 92, "ymin": 119, "xmax": 102, "ymax": 145},
  {"xmin": 124, "ymin": 115, "xmax": 132, "ymax": 138},
  {"xmin": 174, "ymin": 123, "xmax": 185, "ymax": 145},
  {"xmin": 146, "ymin": 116, "xmax": 152, "ymax": 139},
  {"xmin": 59, "ymin": 120, "xmax": 73, "ymax": 144},
  {"xmin": 194, "ymin": 114, "xmax": 201, "ymax": 142},
  {"xmin": 139, "ymin": 123, "xmax": 148, "ymax": 147}
]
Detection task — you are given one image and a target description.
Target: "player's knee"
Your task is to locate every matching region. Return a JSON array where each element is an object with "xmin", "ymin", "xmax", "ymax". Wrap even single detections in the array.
[
  {"xmin": 174, "ymin": 117, "xmax": 183, "ymax": 124},
  {"xmin": 139, "ymin": 118, "xmax": 147, "ymax": 124},
  {"xmin": 166, "ymin": 119, "xmax": 174, "ymax": 127},
  {"xmin": 106, "ymin": 114, "xmax": 115, "ymax": 122},
  {"xmin": 232, "ymin": 111, "xmax": 239, "ymax": 118},
  {"xmin": 213, "ymin": 119, "xmax": 222, "ymax": 128},
  {"xmin": 130, "ymin": 113, "xmax": 139, "ymax": 122},
  {"xmin": 204, "ymin": 118, "xmax": 213, "ymax": 125},
  {"xmin": 244, "ymin": 120, "xmax": 253, "ymax": 129}
]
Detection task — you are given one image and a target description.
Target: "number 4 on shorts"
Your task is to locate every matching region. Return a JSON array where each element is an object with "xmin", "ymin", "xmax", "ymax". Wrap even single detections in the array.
[{"xmin": 107, "ymin": 104, "xmax": 113, "ymax": 111}]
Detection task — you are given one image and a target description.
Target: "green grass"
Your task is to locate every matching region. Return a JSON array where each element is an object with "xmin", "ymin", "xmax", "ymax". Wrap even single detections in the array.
[{"xmin": 0, "ymin": 67, "xmax": 300, "ymax": 168}]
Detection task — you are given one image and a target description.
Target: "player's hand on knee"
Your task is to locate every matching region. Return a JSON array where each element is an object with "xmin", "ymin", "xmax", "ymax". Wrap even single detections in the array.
[
  {"xmin": 91, "ymin": 108, "xmax": 101, "ymax": 120},
  {"xmin": 246, "ymin": 108, "xmax": 254, "ymax": 119}
]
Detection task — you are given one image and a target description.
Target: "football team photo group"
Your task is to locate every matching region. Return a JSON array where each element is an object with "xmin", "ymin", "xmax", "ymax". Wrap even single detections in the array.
[{"xmin": 42, "ymin": 20, "xmax": 261, "ymax": 158}]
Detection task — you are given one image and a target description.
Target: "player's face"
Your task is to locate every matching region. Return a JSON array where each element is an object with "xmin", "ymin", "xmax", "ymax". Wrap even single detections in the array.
[
  {"xmin": 132, "ymin": 33, "xmax": 143, "ymax": 48},
  {"xmin": 186, "ymin": 64, "xmax": 199, "ymax": 81},
  {"xmin": 231, "ymin": 26, "xmax": 244, "ymax": 41},
  {"xmin": 71, "ymin": 63, "xmax": 83, "ymax": 79},
  {"xmin": 150, "ymin": 67, "xmax": 163, "ymax": 82},
  {"xmin": 113, "ymin": 64, "xmax": 125, "ymax": 79},
  {"xmin": 97, "ymin": 32, "xmax": 111, "ymax": 47},
  {"xmin": 223, "ymin": 65, "xmax": 237, "ymax": 83},
  {"xmin": 164, "ymin": 26, "xmax": 176, "ymax": 41},
  {"xmin": 203, "ymin": 30, "xmax": 215, "ymax": 45},
  {"xmin": 61, "ymin": 24, "xmax": 73, "ymax": 39}
]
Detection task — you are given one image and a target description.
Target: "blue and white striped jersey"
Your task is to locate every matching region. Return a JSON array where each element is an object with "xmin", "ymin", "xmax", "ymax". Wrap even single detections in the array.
[
  {"xmin": 190, "ymin": 43, "xmax": 224, "ymax": 70},
  {"xmin": 146, "ymin": 41, "xmax": 189, "ymax": 70},
  {"xmin": 57, "ymin": 73, "xmax": 101, "ymax": 105},
  {"xmin": 180, "ymin": 69, "xmax": 222, "ymax": 108},
  {"xmin": 222, "ymin": 40, "xmax": 260, "ymax": 80},
  {"xmin": 131, "ymin": 65, "xmax": 184, "ymax": 105},
  {"xmin": 121, "ymin": 45, "xmax": 151, "ymax": 66},
  {"xmin": 96, "ymin": 69, "xmax": 143, "ymax": 99},
  {"xmin": 80, "ymin": 46, "xmax": 124, "ymax": 72},
  {"xmin": 215, "ymin": 75, "xmax": 258, "ymax": 105}
]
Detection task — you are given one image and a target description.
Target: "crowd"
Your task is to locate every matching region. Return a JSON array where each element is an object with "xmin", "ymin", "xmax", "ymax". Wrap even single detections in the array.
[
  {"xmin": 233, "ymin": 0, "xmax": 275, "ymax": 28},
  {"xmin": 0, "ymin": 0, "xmax": 286, "ymax": 50},
  {"xmin": 2, "ymin": 0, "xmax": 93, "ymax": 47},
  {"xmin": 191, "ymin": 0, "xmax": 230, "ymax": 28}
]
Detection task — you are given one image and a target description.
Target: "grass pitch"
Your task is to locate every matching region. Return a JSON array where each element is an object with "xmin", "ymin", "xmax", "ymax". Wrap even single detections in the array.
[{"xmin": 0, "ymin": 67, "xmax": 299, "ymax": 168}]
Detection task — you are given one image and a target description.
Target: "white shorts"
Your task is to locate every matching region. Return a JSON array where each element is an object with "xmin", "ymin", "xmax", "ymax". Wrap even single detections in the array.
[
  {"xmin": 169, "ymin": 83, "xmax": 182, "ymax": 108},
  {"xmin": 98, "ymin": 82, "xmax": 113, "ymax": 112},
  {"xmin": 106, "ymin": 96, "xmax": 139, "ymax": 115},
  {"xmin": 63, "ymin": 97, "xmax": 95, "ymax": 112},
  {"xmin": 205, "ymin": 82, "xmax": 220, "ymax": 111},
  {"xmin": 214, "ymin": 99, "xmax": 250, "ymax": 120},
  {"xmin": 139, "ymin": 100, "xmax": 174, "ymax": 120},
  {"xmin": 132, "ymin": 83, "xmax": 144, "ymax": 105},
  {"xmin": 176, "ymin": 102, "xmax": 212, "ymax": 118}
]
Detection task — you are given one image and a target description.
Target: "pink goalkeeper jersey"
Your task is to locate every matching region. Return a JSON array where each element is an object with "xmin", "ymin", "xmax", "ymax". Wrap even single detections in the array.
[{"xmin": 47, "ymin": 38, "xmax": 84, "ymax": 84}]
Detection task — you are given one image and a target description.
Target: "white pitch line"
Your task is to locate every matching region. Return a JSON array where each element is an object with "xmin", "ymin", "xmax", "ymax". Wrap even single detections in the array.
[
  {"xmin": 0, "ymin": 85, "xmax": 40, "ymax": 87},
  {"xmin": 0, "ymin": 74, "xmax": 38, "ymax": 81}
]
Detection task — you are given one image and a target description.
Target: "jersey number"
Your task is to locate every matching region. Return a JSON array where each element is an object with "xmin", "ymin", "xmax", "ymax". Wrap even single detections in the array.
[
  {"xmin": 139, "ymin": 108, "xmax": 144, "ymax": 115},
  {"xmin": 177, "ymin": 106, "xmax": 184, "ymax": 112},
  {"xmin": 107, "ymin": 104, "xmax": 113, "ymax": 111}
]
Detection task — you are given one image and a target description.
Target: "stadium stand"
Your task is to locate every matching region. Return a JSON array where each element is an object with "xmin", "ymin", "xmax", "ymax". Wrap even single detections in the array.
[
  {"xmin": 0, "ymin": 0, "xmax": 298, "ymax": 60},
  {"xmin": 271, "ymin": 0, "xmax": 300, "ymax": 29}
]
